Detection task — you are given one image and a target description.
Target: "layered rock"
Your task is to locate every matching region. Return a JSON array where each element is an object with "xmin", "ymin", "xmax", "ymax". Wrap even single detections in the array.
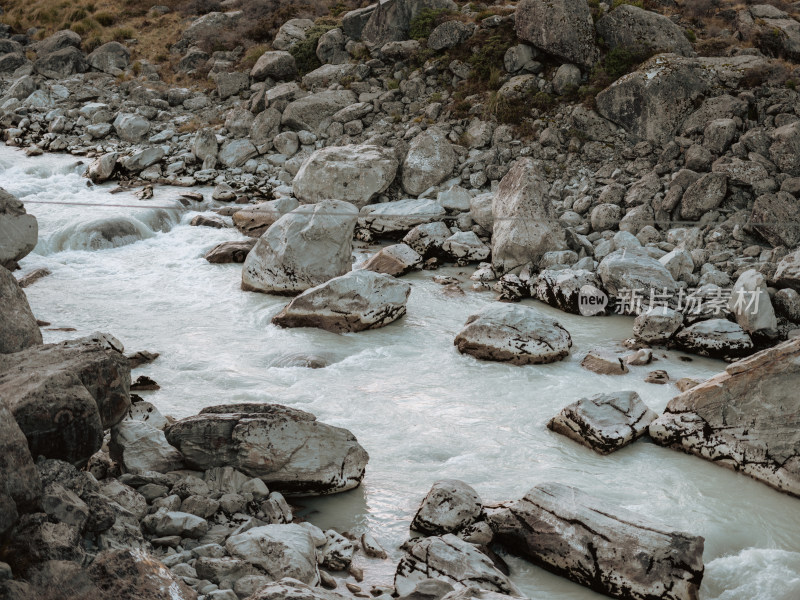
[
  {"xmin": 454, "ymin": 303, "xmax": 572, "ymax": 365},
  {"xmin": 548, "ymin": 391, "xmax": 658, "ymax": 454},
  {"xmin": 272, "ymin": 270, "xmax": 411, "ymax": 333},
  {"xmin": 166, "ymin": 404, "xmax": 369, "ymax": 495},
  {"xmin": 242, "ymin": 200, "xmax": 358, "ymax": 295},
  {"xmin": 486, "ymin": 483, "xmax": 704, "ymax": 600}
]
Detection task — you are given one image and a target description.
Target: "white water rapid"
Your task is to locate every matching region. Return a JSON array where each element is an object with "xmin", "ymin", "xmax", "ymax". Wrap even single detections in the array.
[{"xmin": 2, "ymin": 145, "xmax": 799, "ymax": 599}]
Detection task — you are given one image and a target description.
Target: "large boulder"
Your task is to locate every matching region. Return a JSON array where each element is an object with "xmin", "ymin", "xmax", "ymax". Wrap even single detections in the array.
[
  {"xmin": 651, "ymin": 338, "xmax": 800, "ymax": 496},
  {"xmin": 674, "ymin": 319, "xmax": 754, "ymax": 361},
  {"xmin": 633, "ymin": 306, "xmax": 683, "ymax": 344},
  {"xmin": 87, "ymin": 42, "xmax": 130, "ymax": 74},
  {"xmin": 0, "ymin": 399, "xmax": 42, "ymax": 535},
  {"xmin": 281, "ymin": 90, "xmax": 357, "ymax": 134},
  {"xmin": 242, "ymin": 200, "xmax": 358, "ymax": 295},
  {"xmin": 88, "ymin": 548, "xmax": 198, "ymax": 600},
  {"xmin": 34, "ymin": 46, "xmax": 88, "ymax": 78},
  {"xmin": 166, "ymin": 404, "xmax": 369, "ymax": 495},
  {"xmin": 515, "ymin": 0, "xmax": 599, "ymax": 69},
  {"xmin": 401, "ymin": 128, "xmax": 457, "ymax": 196},
  {"xmin": 411, "ymin": 480, "xmax": 482, "ymax": 535},
  {"xmin": 0, "ymin": 334, "xmax": 131, "ymax": 467},
  {"xmin": 548, "ymin": 391, "xmax": 658, "ymax": 454},
  {"xmin": 113, "ymin": 113, "xmax": 150, "ymax": 143},
  {"xmin": 597, "ymin": 248, "xmax": 678, "ymax": 309},
  {"xmin": 227, "ymin": 524, "xmax": 318, "ymax": 584},
  {"xmin": 219, "ymin": 139, "xmax": 258, "ymax": 168},
  {"xmin": 532, "ymin": 268, "xmax": 604, "ymax": 315},
  {"xmin": 454, "ymin": 303, "xmax": 572, "ymax": 365},
  {"xmin": 272, "ymin": 270, "xmax": 411, "ymax": 333},
  {"xmin": 395, "ymin": 534, "xmax": 521, "ymax": 597},
  {"xmin": 251, "ymin": 50, "xmax": 297, "ymax": 81},
  {"xmin": 596, "ymin": 5, "xmax": 694, "ymax": 57},
  {"xmin": 0, "ymin": 266, "xmax": 42, "ymax": 354},
  {"xmin": 491, "ymin": 158, "xmax": 566, "ymax": 274},
  {"xmin": 769, "ymin": 121, "xmax": 800, "ymax": 177},
  {"xmin": 293, "ymin": 144, "xmax": 399, "ymax": 209},
  {"xmin": 774, "ymin": 247, "xmax": 800, "ymax": 290},
  {"xmin": 359, "ymin": 198, "xmax": 446, "ymax": 236},
  {"xmin": 750, "ymin": 191, "xmax": 800, "ymax": 248},
  {"xmin": 486, "ymin": 483, "xmax": 704, "ymax": 600},
  {"xmin": 0, "ymin": 187, "xmax": 38, "ymax": 270},
  {"xmin": 728, "ymin": 269, "xmax": 777, "ymax": 336},
  {"xmin": 110, "ymin": 420, "xmax": 184, "ymax": 474},
  {"xmin": 361, "ymin": 0, "xmax": 458, "ymax": 47},
  {"xmin": 596, "ymin": 54, "xmax": 767, "ymax": 145},
  {"xmin": 680, "ymin": 172, "xmax": 727, "ymax": 220}
]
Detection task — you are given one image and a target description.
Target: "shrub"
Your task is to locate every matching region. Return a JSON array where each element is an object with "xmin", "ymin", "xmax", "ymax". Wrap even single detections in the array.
[
  {"xmin": 94, "ymin": 12, "xmax": 116, "ymax": 27},
  {"xmin": 111, "ymin": 27, "xmax": 134, "ymax": 41},
  {"xmin": 409, "ymin": 8, "xmax": 452, "ymax": 40},
  {"xmin": 180, "ymin": 0, "xmax": 223, "ymax": 15},
  {"xmin": 611, "ymin": 0, "xmax": 643, "ymax": 7},
  {"xmin": 290, "ymin": 20, "xmax": 338, "ymax": 75}
]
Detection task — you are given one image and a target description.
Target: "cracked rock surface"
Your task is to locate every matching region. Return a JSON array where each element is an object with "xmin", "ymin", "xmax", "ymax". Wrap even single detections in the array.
[{"xmin": 411, "ymin": 479, "xmax": 483, "ymax": 536}]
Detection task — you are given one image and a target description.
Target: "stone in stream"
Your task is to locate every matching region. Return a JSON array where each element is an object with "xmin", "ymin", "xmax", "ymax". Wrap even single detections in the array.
[
  {"xmin": 674, "ymin": 319, "xmax": 754, "ymax": 361},
  {"xmin": 205, "ymin": 239, "xmax": 257, "ymax": 264},
  {"xmin": 293, "ymin": 144, "xmax": 399, "ymax": 209},
  {"xmin": 0, "ymin": 188, "xmax": 38, "ymax": 270},
  {"xmin": 232, "ymin": 198, "xmax": 300, "ymax": 238},
  {"xmin": 226, "ymin": 524, "xmax": 319, "ymax": 584},
  {"xmin": 360, "ymin": 243, "xmax": 423, "ymax": 276},
  {"xmin": 454, "ymin": 303, "xmax": 572, "ymax": 365},
  {"xmin": 0, "ymin": 399, "xmax": 42, "ymax": 535},
  {"xmin": 597, "ymin": 249, "xmax": 678, "ymax": 310},
  {"xmin": 0, "ymin": 333, "xmax": 131, "ymax": 467},
  {"xmin": 531, "ymin": 268, "xmax": 604, "ymax": 315},
  {"xmin": 166, "ymin": 404, "xmax": 369, "ymax": 496},
  {"xmin": 411, "ymin": 480, "xmax": 482, "ymax": 536},
  {"xmin": 272, "ymin": 270, "xmax": 411, "ymax": 333},
  {"xmin": 491, "ymin": 158, "xmax": 566, "ymax": 275},
  {"xmin": 548, "ymin": 391, "xmax": 657, "ymax": 454},
  {"xmin": 486, "ymin": 482, "xmax": 704, "ymax": 600},
  {"xmin": 581, "ymin": 348, "xmax": 629, "ymax": 375},
  {"xmin": 650, "ymin": 338, "xmax": 800, "ymax": 497},
  {"xmin": 242, "ymin": 200, "xmax": 358, "ymax": 295},
  {"xmin": 320, "ymin": 529, "xmax": 355, "ymax": 571},
  {"xmin": 395, "ymin": 534, "xmax": 521, "ymax": 597},
  {"xmin": 0, "ymin": 265, "xmax": 42, "ymax": 354},
  {"xmin": 403, "ymin": 221, "xmax": 453, "ymax": 259},
  {"xmin": 633, "ymin": 306, "xmax": 683, "ymax": 344}
]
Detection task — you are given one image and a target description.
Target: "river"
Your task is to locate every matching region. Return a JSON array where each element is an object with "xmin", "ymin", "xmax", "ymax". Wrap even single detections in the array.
[{"xmin": 2, "ymin": 144, "xmax": 798, "ymax": 599}]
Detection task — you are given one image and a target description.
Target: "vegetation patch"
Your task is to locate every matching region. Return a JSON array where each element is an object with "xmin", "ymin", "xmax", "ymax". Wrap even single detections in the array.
[
  {"xmin": 408, "ymin": 8, "xmax": 456, "ymax": 40},
  {"xmin": 289, "ymin": 18, "xmax": 339, "ymax": 75}
]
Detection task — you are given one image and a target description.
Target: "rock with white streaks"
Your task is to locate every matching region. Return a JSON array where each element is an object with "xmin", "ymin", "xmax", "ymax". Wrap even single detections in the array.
[{"xmin": 674, "ymin": 319, "xmax": 753, "ymax": 361}]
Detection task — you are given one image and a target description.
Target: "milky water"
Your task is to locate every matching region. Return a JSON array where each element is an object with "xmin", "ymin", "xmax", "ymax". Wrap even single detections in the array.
[{"xmin": 2, "ymin": 145, "xmax": 799, "ymax": 599}]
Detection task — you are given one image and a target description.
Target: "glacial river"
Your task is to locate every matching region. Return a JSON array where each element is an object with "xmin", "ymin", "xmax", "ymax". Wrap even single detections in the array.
[{"xmin": 2, "ymin": 144, "xmax": 798, "ymax": 599}]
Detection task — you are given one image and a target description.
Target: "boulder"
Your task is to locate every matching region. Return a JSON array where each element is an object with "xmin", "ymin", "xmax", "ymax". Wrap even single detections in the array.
[
  {"xmin": 41, "ymin": 483, "xmax": 89, "ymax": 529},
  {"xmin": 361, "ymin": 243, "xmax": 423, "ymax": 276},
  {"xmin": 34, "ymin": 46, "xmax": 88, "ymax": 79},
  {"xmin": 548, "ymin": 391, "xmax": 658, "ymax": 454},
  {"xmin": 361, "ymin": 0, "xmax": 458, "ymax": 47},
  {"xmin": 219, "ymin": 139, "xmax": 258, "ymax": 168},
  {"xmin": 680, "ymin": 172, "xmax": 727, "ymax": 220},
  {"xmin": 532, "ymin": 268, "xmax": 604, "ymax": 315},
  {"xmin": 226, "ymin": 524, "xmax": 318, "ymax": 584},
  {"xmin": 293, "ymin": 144, "xmax": 399, "ymax": 209},
  {"xmin": 242, "ymin": 200, "xmax": 358, "ymax": 295},
  {"xmin": 359, "ymin": 198, "xmax": 446, "ymax": 236},
  {"xmin": 6, "ymin": 516, "xmax": 85, "ymax": 573},
  {"xmin": 454, "ymin": 303, "xmax": 572, "ymax": 365},
  {"xmin": 515, "ymin": 0, "xmax": 599, "ymax": 69},
  {"xmin": 403, "ymin": 221, "xmax": 453, "ymax": 258},
  {"xmin": 674, "ymin": 319, "xmax": 754, "ymax": 361},
  {"xmin": 769, "ymin": 121, "xmax": 800, "ymax": 177},
  {"xmin": 395, "ymin": 534, "xmax": 520, "ymax": 597},
  {"xmin": 192, "ymin": 129, "xmax": 218, "ymax": 164},
  {"xmin": 121, "ymin": 147, "xmax": 165, "ymax": 173},
  {"xmin": 491, "ymin": 158, "xmax": 565, "ymax": 274},
  {"xmin": 486, "ymin": 483, "xmax": 704, "ymax": 600},
  {"xmin": 36, "ymin": 30, "xmax": 81, "ymax": 55},
  {"xmin": 319, "ymin": 530, "xmax": 355, "ymax": 570},
  {"xmin": 0, "ymin": 399, "xmax": 42, "ymax": 535},
  {"xmin": 0, "ymin": 187, "xmax": 38, "ymax": 270},
  {"xmin": 233, "ymin": 198, "xmax": 300, "ymax": 238},
  {"xmin": 110, "ymin": 420, "xmax": 184, "ymax": 474},
  {"xmin": 251, "ymin": 51, "xmax": 297, "ymax": 81},
  {"xmin": 650, "ymin": 338, "xmax": 800, "ymax": 496},
  {"xmin": 250, "ymin": 108, "xmax": 282, "ymax": 145},
  {"xmin": 633, "ymin": 306, "xmax": 683, "ymax": 344},
  {"xmin": 411, "ymin": 480, "xmax": 482, "ymax": 535},
  {"xmin": 166, "ymin": 404, "xmax": 369, "ymax": 495},
  {"xmin": 596, "ymin": 5, "xmax": 694, "ymax": 57},
  {"xmin": 728, "ymin": 269, "xmax": 777, "ymax": 336},
  {"xmin": 282, "ymin": 90, "xmax": 357, "ymax": 134},
  {"xmin": 428, "ymin": 20, "xmax": 475, "ymax": 51},
  {"xmin": 750, "ymin": 191, "xmax": 800, "ymax": 248},
  {"xmin": 142, "ymin": 509, "xmax": 208, "ymax": 539},
  {"xmin": 401, "ymin": 128, "xmax": 457, "ymax": 196},
  {"xmin": 316, "ymin": 28, "xmax": 349, "ymax": 65},
  {"xmin": 659, "ymin": 248, "xmax": 694, "ymax": 281},
  {"xmin": 88, "ymin": 549, "xmax": 198, "ymax": 600},
  {"xmin": 87, "ymin": 42, "xmax": 130, "ymax": 74},
  {"xmin": 205, "ymin": 240, "xmax": 256, "ymax": 264},
  {"xmin": 0, "ymin": 334, "xmax": 130, "ymax": 467},
  {"xmin": 86, "ymin": 153, "xmax": 118, "ymax": 183},
  {"xmin": 246, "ymin": 578, "xmax": 350, "ymax": 600},
  {"xmin": 0, "ymin": 266, "xmax": 42, "ymax": 354},
  {"xmin": 597, "ymin": 248, "xmax": 678, "ymax": 308},
  {"xmin": 581, "ymin": 348, "xmax": 629, "ymax": 375},
  {"xmin": 272, "ymin": 270, "xmax": 411, "ymax": 333},
  {"xmin": 774, "ymin": 247, "xmax": 800, "ymax": 290},
  {"xmin": 442, "ymin": 231, "xmax": 490, "ymax": 263}
]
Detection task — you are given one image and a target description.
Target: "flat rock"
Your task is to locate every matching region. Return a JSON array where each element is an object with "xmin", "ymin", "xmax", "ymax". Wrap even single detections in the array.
[
  {"xmin": 548, "ymin": 391, "xmax": 657, "ymax": 454},
  {"xmin": 581, "ymin": 348, "xmax": 629, "ymax": 375},
  {"xmin": 359, "ymin": 198, "xmax": 446, "ymax": 236},
  {"xmin": 674, "ymin": 319, "xmax": 754, "ymax": 361}
]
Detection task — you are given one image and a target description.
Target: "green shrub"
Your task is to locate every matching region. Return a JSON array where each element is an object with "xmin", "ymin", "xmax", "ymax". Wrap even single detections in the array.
[
  {"xmin": 409, "ymin": 8, "xmax": 452, "ymax": 40},
  {"xmin": 685, "ymin": 28, "xmax": 696, "ymax": 43},
  {"xmin": 289, "ymin": 20, "xmax": 338, "ymax": 75},
  {"xmin": 611, "ymin": 0, "xmax": 643, "ymax": 8},
  {"xmin": 94, "ymin": 12, "xmax": 116, "ymax": 27},
  {"xmin": 466, "ymin": 25, "xmax": 517, "ymax": 87}
]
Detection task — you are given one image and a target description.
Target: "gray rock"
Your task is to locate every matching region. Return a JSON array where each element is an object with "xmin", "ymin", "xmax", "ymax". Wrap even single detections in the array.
[
  {"xmin": 411, "ymin": 480, "xmax": 482, "ymax": 536},
  {"xmin": 750, "ymin": 191, "xmax": 800, "ymax": 248},
  {"xmin": 597, "ymin": 248, "xmax": 678, "ymax": 305},
  {"xmin": 442, "ymin": 231, "xmax": 490, "ymax": 262},
  {"xmin": 166, "ymin": 404, "xmax": 369, "ymax": 496},
  {"xmin": 401, "ymin": 128, "xmax": 457, "ymax": 196},
  {"xmin": 633, "ymin": 306, "xmax": 683, "ymax": 344},
  {"xmin": 320, "ymin": 529, "xmax": 355, "ymax": 570},
  {"xmin": 674, "ymin": 319, "xmax": 754, "ymax": 361},
  {"xmin": 650, "ymin": 338, "xmax": 800, "ymax": 496},
  {"xmin": 142, "ymin": 509, "xmax": 208, "ymax": 539},
  {"xmin": 774, "ymin": 247, "xmax": 800, "ymax": 290},
  {"xmin": 316, "ymin": 28, "xmax": 349, "ymax": 65},
  {"xmin": 532, "ymin": 268, "xmax": 603, "ymax": 314},
  {"xmin": 121, "ymin": 147, "xmax": 165, "ymax": 173},
  {"xmin": 596, "ymin": 4, "xmax": 695, "ymax": 57},
  {"xmin": 491, "ymin": 158, "xmax": 566, "ymax": 274},
  {"xmin": 87, "ymin": 42, "xmax": 130, "ymax": 74},
  {"xmin": 403, "ymin": 221, "xmax": 453, "ymax": 258},
  {"xmin": 273, "ymin": 18, "xmax": 314, "ymax": 51},
  {"xmin": 548, "ymin": 391, "xmax": 658, "ymax": 454},
  {"xmin": 680, "ymin": 173, "xmax": 727, "ymax": 220},
  {"xmin": 428, "ymin": 20, "xmax": 474, "ymax": 51},
  {"xmin": 770, "ymin": 121, "xmax": 800, "ymax": 176},
  {"xmin": 0, "ymin": 398, "xmax": 42, "ymax": 535},
  {"xmin": 0, "ymin": 266, "xmax": 41, "ymax": 354},
  {"xmin": 233, "ymin": 198, "xmax": 300, "ymax": 238},
  {"xmin": 272, "ymin": 270, "xmax": 411, "ymax": 333},
  {"xmin": 361, "ymin": 243, "xmax": 423, "ymax": 276},
  {"xmin": 215, "ymin": 71, "xmax": 249, "ymax": 100},
  {"xmin": 110, "ymin": 420, "xmax": 184, "ymax": 474},
  {"xmin": 590, "ymin": 203, "xmax": 622, "ymax": 231},
  {"xmin": 454, "ymin": 303, "xmax": 572, "ymax": 365},
  {"xmin": 34, "ymin": 46, "xmax": 88, "ymax": 79},
  {"xmin": 251, "ymin": 51, "xmax": 297, "ymax": 81},
  {"xmin": 282, "ymin": 90, "xmax": 357, "ymax": 134},
  {"xmin": 226, "ymin": 524, "xmax": 319, "ymax": 584},
  {"xmin": 361, "ymin": 0, "xmax": 458, "ymax": 47},
  {"xmin": 774, "ymin": 288, "xmax": 800, "ymax": 322},
  {"xmin": 359, "ymin": 198, "xmax": 446, "ymax": 236},
  {"xmin": 552, "ymin": 63, "xmax": 581, "ymax": 95},
  {"xmin": 250, "ymin": 107, "xmax": 282, "ymax": 146},
  {"xmin": 192, "ymin": 129, "xmax": 218, "ymax": 164},
  {"xmin": 88, "ymin": 548, "xmax": 197, "ymax": 599},
  {"xmin": 218, "ymin": 139, "xmax": 258, "ymax": 168},
  {"xmin": 113, "ymin": 113, "xmax": 150, "ymax": 143},
  {"xmin": 515, "ymin": 0, "xmax": 599, "ymax": 69},
  {"xmin": 728, "ymin": 269, "xmax": 777, "ymax": 336},
  {"xmin": 703, "ymin": 118, "xmax": 737, "ymax": 155},
  {"xmin": 246, "ymin": 578, "xmax": 351, "ymax": 600},
  {"xmin": 242, "ymin": 200, "xmax": 358, "ymax": 295},
  {"xmin": 486, "ymin": 482, "xmax": 704, "ymax": 600}
]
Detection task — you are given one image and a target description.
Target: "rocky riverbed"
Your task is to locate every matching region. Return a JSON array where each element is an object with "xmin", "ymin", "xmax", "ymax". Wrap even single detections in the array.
[{"xmin": 2, "ymin": 0, "xmax": 800, "ymax": 598}]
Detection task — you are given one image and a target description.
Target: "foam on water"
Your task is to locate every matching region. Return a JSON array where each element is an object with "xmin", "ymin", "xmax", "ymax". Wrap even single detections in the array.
[{"xmin": 3, "ymin": 145, "xmax": 799, "ymax": 599}]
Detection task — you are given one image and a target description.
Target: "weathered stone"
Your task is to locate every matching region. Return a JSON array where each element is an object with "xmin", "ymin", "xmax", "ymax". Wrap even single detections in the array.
[
  {"xmin": 7, "ymin": 516, "xmax": 85, "ymax": 573},
  {"xmin": 233, "ymin": 198, "xmax": 300, "ymax": 238},
  {"xmin": 403, "ymin": 222, "xmax": 453, "ymax": 259},
  {"xmin": 548, "ymin": 391, "xmax": 657, "ymax": 454},
  {"xmin": 142, "ymin": 509, "xmax": 208, "ymax": 539},
  {"xmin": 597, "ymin": 248, "xmax": 678, "ymax": 307},
  {"xmin": 218, "ymin": 139, "xmax": 258, "ymax": 168},
  {"xmin": 282, "ymin": 90, "xmax": 357, "ymax": 134},
  {"xmin": 242, "ymin": 200, "xmax": 357, "ymax": 295},
  {"xmin": 110, "ymin": 420, "xmax": 184, "ymax": 474},
  {"xmin": 454, "ymin": 303, "xmax": 572, "ymax": 365},
  {"xmin": 680, "ymin": 173, "xmax": 727, "ymax": 220},
  {"xmin": 650, "ymin": 338, "xmax": 800, "ymax": 496},
  {"xmin": 596, "ymin": 4, "xmax": 694, "ymax": 57},
  {"xmin": 113, "ymin": 113, "xmax": 150, "ymax": 143},
  {"xmin": 362, "ymin": 0, "xmax": 458, "ymax": 47},
  {"xmin": 581, "ymin": 348, "xmax": 629, "ymax": 375},
  {"xmin": 251, "ymin": 51, "xmax": 297, "ymax": 81},
  {"xmin": 273, "ymin": 18, "xmax": 314, "ymax": 51},
  {"xmin": 728, "ymin": 269, "xmax": 777, "ymax": 336},
  {"xmin": 246, "ymin": 578, "xmax": 351, "ymax": 600},
  {"xmin": 359, "ymin": 198, "xmax": 446, "ymax": 236},
  {"xmin": 361, "ymin": 243, "xmax": 422, "ymax": 276},
  {"xmin": 774, "ymin": 247, "xmax": 800, "ymax": 290},
  {"xmin": 633, "ymin": 306, "xmax": 683, "ymax": 344},
  {"xmin": 0, "ymin": 266, "xmax": 42, "ymax": 354},
  {"xmin": 486, "ymin": 483, "xmax": 704, "ymax": 600},
  {"xmin": 515, "ymin": 0, "xmax": 598, "ymax": 69},
  {"xmin": 0, "ymin": 399, "xmax": 42, "ymax": 535},
  {"xmin": 411, "ymin": 480, "xmax": 482, "ymax": 536},
  {"xmin": 532, "ymin": 268, "xmax": 603, "ymax": 314},
  {"xmin": 769, "ymin": 119, "xmax": 800, "ymax": 176},
  {"xmin": 442, "ymin": 231, "xmax": 490, "ymax": 263},
  {"xmin": 401, "ymin": 128, "xmax": 457, "ymax": 196},
  {"xmin": 34, "ymin": 46, "xmax": 88, "ymax": 79},
  {"xmin": 86, "ymin": 153, "xmax": 118, "ymax": 183},
  {"xmin": 320, "ymin": 530, "xmax": 355, "ymax": 570},
  {"xmin": 226, "ymin": 524, "xmax": 319, "ymax": 584},
  {"xmin": 674, "ymin": 319, "xmax": 754, "ymax": 361},
  {"xmin": 205, "ymin": 239, "xmax": 257, "ymax": 264},
  {"xmin": 750, "ymin": 191, "xmax": 800, "ymax": 248},
  {"xmin": 272, "ymin": 270, "xmax": 411, "ymax": 333},
  {"xmin": 88, "ymin": 549, "xmax": 198, "ymax": 600},
  {"xmin": 428, "ymin": 20, "xmax": 474, "ymax": 51},
  {"xmin": 166, "ymin": 404, "xmax": 369, "ymax": 496},
  {"xmin": 87, "ymin": 42, "xmax": 130, "ymax": 74},
  {"xmin": 0, "ymin": 188, "xmax": 38, "ymax": 270}
]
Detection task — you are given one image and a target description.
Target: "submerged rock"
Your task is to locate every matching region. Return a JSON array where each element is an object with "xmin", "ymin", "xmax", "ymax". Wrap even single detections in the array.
[
  {"xmin": 454, "ymin": 303, "xmax": 572, "ymax": 365},
  {"xmin": 650, "ymin": 338, "xmax": 800, "ymax": 497},
  {"xmin": 166, "ymin": 404, "xmax": 368, "ymax": 496},
  {"xmin": 548, "ymin": 391, "xmax": 657, "ymax": 454},
  {"xmin": 411, "ymin": 480, "xmax": 482, "ymax": 536},
  {"xmin": 272, "ymin": 270, "xmax": 411, "ymax": 333},
  {"xmin": 204, "ymin": 239, "xmax": 257, "ymax": 264},
  {"xmin": 486, "ymin": 482, "xmax": 704, "ymax": 600}
]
